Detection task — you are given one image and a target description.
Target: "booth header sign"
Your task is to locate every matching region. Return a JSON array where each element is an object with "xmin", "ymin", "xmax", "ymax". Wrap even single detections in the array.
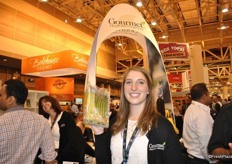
[
  {"xmin": 21, "ymin": 50, "xmax": 89, "ymax": 77},
  {"xmin": 167, "ymin": 73, "xmax": 182, "ymax": 83},
  {"xmin": 158, "ymin": 42, "xmax": 190, "ymax": 60}
]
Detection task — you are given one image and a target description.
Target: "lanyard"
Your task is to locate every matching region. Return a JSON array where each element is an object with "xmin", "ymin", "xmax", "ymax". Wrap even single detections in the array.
[
  {"xmin": 121, "ymin": 121, "xmax": 139, "ymax": 164},
  {"xmin": 50, "ymin": 114, "xmax": 58, "ymax": 129}
]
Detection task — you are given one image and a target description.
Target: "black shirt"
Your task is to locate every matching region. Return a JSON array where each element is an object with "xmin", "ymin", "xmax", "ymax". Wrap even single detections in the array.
[{"xmin": 208, "ymin": 103, "xmax": 232, "ymax": 163}]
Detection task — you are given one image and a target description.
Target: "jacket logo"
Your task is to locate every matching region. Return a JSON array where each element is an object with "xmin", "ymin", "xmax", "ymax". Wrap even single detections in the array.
[
  {"xmin": 149, "ymin": 142, "xmax": 166, "ymax": 151},
  {"xmin": 61, "ymin": 124, "xmax": 66, "ymax": 127}
]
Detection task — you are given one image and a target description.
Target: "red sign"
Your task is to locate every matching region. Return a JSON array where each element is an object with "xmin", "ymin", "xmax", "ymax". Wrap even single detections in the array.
[
  {"xmin": 168, "ymin": 74, "xmax": 182, "ymax": 83},
  {"xmin": 158, "ymin": 42, "xmax": 189, "ymax": 60}
]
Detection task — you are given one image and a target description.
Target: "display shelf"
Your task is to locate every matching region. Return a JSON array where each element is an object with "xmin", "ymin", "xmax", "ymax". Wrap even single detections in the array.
[{"xmin": 24, "ymin": 90, "xmax": 49, "ymax": 113}]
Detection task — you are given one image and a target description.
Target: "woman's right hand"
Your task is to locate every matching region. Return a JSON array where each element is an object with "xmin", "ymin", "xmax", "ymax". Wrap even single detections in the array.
[
  {"xmin": 89, "ymin": 111, "xmax": 111, "ymax": 135},
  {"xmin": 90, "ymin": 125, "xmax": 104, "ymax": 135}
]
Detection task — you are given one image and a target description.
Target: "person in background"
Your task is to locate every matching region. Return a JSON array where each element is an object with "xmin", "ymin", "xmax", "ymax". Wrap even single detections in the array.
[
  {"xmin": 109, "ymin": 102, "xmax": 118, "ymax": 121},
  {"xmin": 77, "ymin": 121, "xmax": 95, "ymax": 144},
  {"xmin": 156, "ymin": 97, "xmax": 179, "ymax": 135},
  {"xmin": 91, "ymin": 66, "xmax": 183, "ymax": 164},
  {"xmin": 39, "ymin": 95, "xmax": 86, "ymax": 164},
  {"xmin": 216, "ymin": 95, "xmax": 223, "ymax": 107},
  {"xmin": 223, "ymin": 99, "xmax": 228, "ymax": 105},
  {"xmin": 76, "ymin": 121, "xmax": 95, "ymax": 158},
  {"xmin": 156, "ymin": 97, "xmax": 166, "ymax": 116},
  {"xmin": 210, "ymin": 95, "xmax": 222, "ymax": 119},
  {"xmin": 156, "ymin": 97, "xmax": 179, "ymax": 134},
  {"xmin": 74, "ymin": 108, "xmax": 84, "ymax": 123},
  {"xmin": 173, "ymin": 100, "xmax": 182, "ymax": 116},
  {"xmin": 183, "ymin": 83, "xmax": 214, "ymax": 164},
  {"xmin": 208, "ymin": 102, "xmax": 232, "ymax": 164},
  {"xmin": 173, "ymin": 100, "xmax": 183, "ymax": 138},
  {"xmin": 228, "ymin": 96, "xmax": 232, "ymax": 103},
  {"xmin": 71, "ymin": 103, "xmax": 79, "ymax": 114},
  {"xmin": 65, "ymin": 103, "xmax": 72, "ymax": 113},
  {"xmin": 181, "ymin": 93, "xmax": 192, "ymax": 116},
  {"xmin": 0, "ymin": 79, "xmax": 57, "ymax": 164},
  {"xmin": 74, "ymin": 113, "xmax": 94, "ymax": 145}
]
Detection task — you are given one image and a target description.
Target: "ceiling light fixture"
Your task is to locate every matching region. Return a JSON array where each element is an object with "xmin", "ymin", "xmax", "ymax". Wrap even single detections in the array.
[
  {"xmin": 151, "ymin": 21, "xmax": 157, "ymax": 26},
  {"xmin": 39, "ymin": 0, "xmax": 48, "ymax": 2},
  {"xmin": 221, "ymin": 3, "xmax": 229, "ymax": 13},
  {"xmin": 136, "ymin": 1, "xmax": 143, "ymax": 7},
  {"xmin": 209, "ymin": 77, "xmax": 215, "ymax": 80},
  {"xmin": 117, "ymin": 43, "xmax": 122, "ymax": 47},
  {"xmin": 75, "ymin": 18, "xmax": 82, "ymax": 23},
  {"xmin": 222, "ymin": 8, "xmax": 229, "ymax": 13},
  {"xmin": 159, "ymin": 35, "xmax": 169, "ymax": 39},
  {"xmin": 217, "ymin": 25, "xmax": 229, "ymax": 30}
]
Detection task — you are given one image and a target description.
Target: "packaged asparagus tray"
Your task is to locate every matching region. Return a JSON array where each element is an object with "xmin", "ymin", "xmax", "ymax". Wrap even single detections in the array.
[{"xmin": 83, "ymin": 84, "xmax": 110, "ymax": 128}]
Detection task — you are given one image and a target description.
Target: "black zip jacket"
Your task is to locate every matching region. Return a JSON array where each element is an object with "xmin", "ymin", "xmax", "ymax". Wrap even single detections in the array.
[
  {"xmin": 95, "ymin": 115, "xmax": 183, "ymax": 164},
  {"xmin": 57, "ymin": 111, "xmax": 85, "ymax": 164}
]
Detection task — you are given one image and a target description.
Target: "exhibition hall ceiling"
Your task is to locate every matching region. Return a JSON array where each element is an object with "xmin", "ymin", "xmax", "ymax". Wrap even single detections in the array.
[{"xmin": 25, "ymin": 0, "xmax": 232, "ymax": 49}]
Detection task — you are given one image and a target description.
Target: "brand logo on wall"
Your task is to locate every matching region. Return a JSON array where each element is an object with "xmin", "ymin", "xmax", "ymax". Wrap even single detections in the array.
[
  {"xmin": 30, "ymin": 55, "xmax": 60, "ymax": 71},
  {"xmin": 53, "ymin": 79, "xmax": 67, "ymax": 89},
  {"xmin": 71, "ymin": 53, "xmax": 88, "ymax": 66}
]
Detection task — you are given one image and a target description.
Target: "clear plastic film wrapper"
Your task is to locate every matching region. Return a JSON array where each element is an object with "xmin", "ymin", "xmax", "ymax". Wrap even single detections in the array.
[{"xmin": 83, "ymin": 84, "xmax": 110, "ymax": 128}]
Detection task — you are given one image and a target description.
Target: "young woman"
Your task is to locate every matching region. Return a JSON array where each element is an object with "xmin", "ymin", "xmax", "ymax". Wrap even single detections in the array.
[
  {"xmin": 39, "ymin": 95, "xmax": 86, "ymax": 164},
  {"xmin": 91, "ymin": 66, "xmax": 183, "ymax": 164}
]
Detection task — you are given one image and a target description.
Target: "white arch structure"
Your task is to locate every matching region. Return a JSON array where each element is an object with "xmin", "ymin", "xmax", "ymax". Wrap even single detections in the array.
[{"xmin": 84, "ymin": 4, "xmax": 173, "ymax": 126}]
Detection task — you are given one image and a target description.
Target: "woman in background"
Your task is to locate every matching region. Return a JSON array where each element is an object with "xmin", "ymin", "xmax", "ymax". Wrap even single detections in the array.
[
  {"xmin": 156, "ymin": 97, "xmax": 166, "ymax": 116},
  {"xmin": 38, "ymin": 95, "xmax": 85, "ymax": 164},
  {"xmin": 76, "ymin": 120, "xmax": 95, "ymax": 158},
  {"xmin": 156, "ymin": 97, "xmax": 179, "ymax": 135}
]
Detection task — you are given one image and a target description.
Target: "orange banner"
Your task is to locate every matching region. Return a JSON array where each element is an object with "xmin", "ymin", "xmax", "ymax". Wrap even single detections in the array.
[{"xmin": 21, "ymin": 50, "xmax": 89, "ymax": 76}]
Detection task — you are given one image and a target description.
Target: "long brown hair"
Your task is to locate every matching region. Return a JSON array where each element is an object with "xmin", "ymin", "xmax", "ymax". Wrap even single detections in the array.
[
  {"xmin": 39, "ymin": 95, "xmax": 63, "ymax": 115},
  {"xmin": 111, "ymin": 67, "xmax": 159, "ymax": 135}
]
